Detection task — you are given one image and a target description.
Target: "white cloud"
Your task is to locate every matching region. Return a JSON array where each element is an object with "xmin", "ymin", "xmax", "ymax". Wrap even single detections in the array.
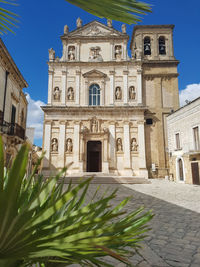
[
  {"xmin": 26, "ymin": 94, "xmax": 45, "ymax": 141},
  {"xmin": 179, "ymin": 83, "xmax": 200, "ymax": 107}
]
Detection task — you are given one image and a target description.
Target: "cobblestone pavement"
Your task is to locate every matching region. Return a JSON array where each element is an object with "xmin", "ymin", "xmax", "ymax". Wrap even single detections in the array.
[{"xmin": 67, "ymin": 179, "xmax": 200, "ymax": 267}]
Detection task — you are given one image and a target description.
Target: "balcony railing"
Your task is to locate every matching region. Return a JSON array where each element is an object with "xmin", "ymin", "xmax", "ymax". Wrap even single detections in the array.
[{"xmin": 0, "ymin": 121, "xmax": 25, "ymax": 140}]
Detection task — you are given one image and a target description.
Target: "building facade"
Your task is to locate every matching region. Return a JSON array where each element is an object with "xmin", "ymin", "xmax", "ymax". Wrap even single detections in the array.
[
  {"xmin": 42, "ymin": 19, "xmax": 179, "ymax": 178},
  {"xmin": 167, "ymin": 97, "xmax": 200, "ymax": 184},
  {"xmin": 0, "ymin": 38, "xmax": 28, "ymax": 165}
]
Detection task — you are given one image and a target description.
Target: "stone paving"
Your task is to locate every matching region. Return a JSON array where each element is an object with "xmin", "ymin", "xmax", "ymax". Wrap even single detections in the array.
[{"xmin": 67, "ymin": 179, "xmax": 200, "ymax": 267}]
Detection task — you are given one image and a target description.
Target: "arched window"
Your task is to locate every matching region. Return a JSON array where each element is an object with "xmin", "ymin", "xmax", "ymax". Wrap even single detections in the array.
[
  {"xmin": 89, "ymin": 84, "xmax": 100, "ymax": 106},
  {"xmin": 144, "ymin": 37, "xmax": 151, "ymax": 55},
  {"xmin": 159, "ymin": 36, "xmax": 166, "ymax": 55}
]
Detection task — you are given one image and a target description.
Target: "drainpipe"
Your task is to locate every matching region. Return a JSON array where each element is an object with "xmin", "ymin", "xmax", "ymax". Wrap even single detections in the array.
[{"xmin": 2, "ymin": 70, "xmax": 9, "ymax": 123}]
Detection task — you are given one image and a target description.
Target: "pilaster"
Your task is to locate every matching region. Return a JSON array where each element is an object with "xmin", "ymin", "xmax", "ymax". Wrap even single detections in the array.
[
  {"xmin": 123, "ymin": 70, "xmax": 129, "ymax": 104},
  {"xmin": 137, "ymin": 68, "xmax": 142, "ymax": 104},
  {"xmin": 58, "ymin": 121, "xmax": 66, "ymax": 168},
  {"xmin": 109, "ymin": 122, "xmax": 116, "ymax": 170},
  {"xmin": 43, "ymin": 120, "xmax": 52, "ymax": 168},
  {"xmin": 75, "ymin": 70, "xmax": 81, "ymax": 105},
  {"xmin": 123, "ymin": 122, "xmax": 131, "ymax": 169},
  {"xmin": 109, "ymin": 71, "xmax": 115, "ymax": 105},
  {"xmin": 101, "ymin": 80, "xmax": 105, "ymax": 106},
  {"xmin": 61, "ymin": 70, "xmax": 67, "ymax": 105},
  {"xmin": 73, "ymin": 121, "xmax": 80, "ymax": 170},
  {"xmin": 48, "ymin": 70, "xmax": 54, "ymax": 105},
  {"xmin": 138, "ymin": 120, "xmax": 148, "ymax": 178}
]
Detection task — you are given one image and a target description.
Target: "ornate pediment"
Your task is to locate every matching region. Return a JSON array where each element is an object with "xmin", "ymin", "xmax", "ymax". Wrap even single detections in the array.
[
  {"xmin": 66, "ymin": 21, "xmax": 125, "ymax": 38},
  {"xmin": 83, "ymin": 69, "xmax": 107, "ymax": 78}
]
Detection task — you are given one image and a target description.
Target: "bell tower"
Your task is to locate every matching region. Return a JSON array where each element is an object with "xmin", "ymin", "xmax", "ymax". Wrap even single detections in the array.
[{"xmin": 131, "ymin": 25, "xmax": 175, "ymax": 61}]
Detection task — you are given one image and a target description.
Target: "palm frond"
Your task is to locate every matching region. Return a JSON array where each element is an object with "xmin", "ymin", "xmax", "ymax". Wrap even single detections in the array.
[
  {"xmin": 0, "ymin": 0, "xmax": 19, "ymax": 34},
  {"xmin": 0, "ymin": 135, "xmax": 153, "ymax": 267},
  {"xmin": 65, "ymin": 0, "xmax": 152, "ymax": 24}
]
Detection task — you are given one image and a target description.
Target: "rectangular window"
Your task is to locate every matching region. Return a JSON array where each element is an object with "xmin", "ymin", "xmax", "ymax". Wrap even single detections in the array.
[
  {"xmin": 193, "ymin": 127, "xmax": 200, "ymax": 150},
  {"xmin": 175, "ymin": 133, "xmax": 181, "ymax": 150}
]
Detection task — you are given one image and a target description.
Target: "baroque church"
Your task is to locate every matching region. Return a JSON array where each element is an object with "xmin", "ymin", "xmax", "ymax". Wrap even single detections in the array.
[{"xmin": 42, "ymin": 19, "xmax": 179, "ymax": 179}]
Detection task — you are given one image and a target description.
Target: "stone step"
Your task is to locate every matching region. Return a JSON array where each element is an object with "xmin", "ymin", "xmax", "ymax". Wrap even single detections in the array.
[{"xmin": 59, "ymin": 176, "xmax": 151, "ymax": 184}]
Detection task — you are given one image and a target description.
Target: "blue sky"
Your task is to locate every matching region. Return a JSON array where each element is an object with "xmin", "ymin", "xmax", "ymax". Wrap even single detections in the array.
[{"xmin": 2, "ymin": 0, "xmax": 200, "ymax": 146}]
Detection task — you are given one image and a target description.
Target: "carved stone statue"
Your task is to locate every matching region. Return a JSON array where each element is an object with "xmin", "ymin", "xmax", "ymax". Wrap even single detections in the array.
[
  {"xmin": 81, "ymin": 126, "xmax": 89, "ymax": 134},
  {"xmin": 103, "ymin": 127, "xmax": 109, "ymax": 133},
  {"xmin": 116, "ymin": 138, "xmax": 123, "ymax": 152},
  {"xmin": 68, "ymin": 46, "xmax": 75, "ymax": 61},
  {"xmin": 107, "ymin": 19, "xmax": 112, "ymax": 28},
  {"xmin": 121, "ymin": 24, "xmax": 126, "ymax": 33},
  {"xmin": 129, "ymin": 86, "xmax": 136, "ymax": 100},
  {"xmin": 115, "ymin": 87, "xmax": 122, "ymax": 100},
  {"xmin": 76, "ymin": 17, "xmax": 82, "ymax": 28},
  {"xmin": 89, "ymin": 46, "xmax": 103, "ymax": 62},
  {"xmin": 66, "ymin": 138, "xmax": 73, "ymax": 152},
  {"xmin": 135, "ymin": 47, "xmax": 142, "ymax": 60},
  {"xmin": 51, "ymin": 138, "xmax": 58, "ymax": 152},
  {"xmin": 115, "ymin": 45, "xmax": 122, "ymax": 60},
  {"xmin": 67, "ymin": 87, "xmax": 74, "ymax": 100},
  {"xmin": 91, "ymin": 118, "xmax": 98, "ymax": 133},
  {"xmin": 48, "ymin": 48, "xmax": 55, "ymax": 61},
  {"xmin": 64, "ymin": 25, "xmax": 69, "ymax": 34},
  {"xmin": 53, "ymin": 87, "xmax": 61, "ymax": 101},
  {"xmin": 131, "ymin": 138, "xmax": 138, "ymax": 152}
]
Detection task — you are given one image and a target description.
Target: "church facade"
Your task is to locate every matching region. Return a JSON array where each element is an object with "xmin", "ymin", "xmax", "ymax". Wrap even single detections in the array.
[{"xmin": 42, "ymin": 19, "xmax": 179, "ymax": 178}]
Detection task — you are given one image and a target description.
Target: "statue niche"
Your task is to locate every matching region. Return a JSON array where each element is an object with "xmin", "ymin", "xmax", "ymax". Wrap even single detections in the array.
[
  {"xmin": 67, "ymin": 87, "xmax": 74, "ymax": 100},
  {"xmin": 51, "ymin": 138, "xmax": 58, "ymax": 152},
  {"xmin": 91, "ymin": 117, "xmax": 98, "ymax": 133},
  {"xmin": 129, "ymin": 86, "xmax": 136, "ymax": 100},
  {"xmin": 89, "ymin": 46, "xmax": 103, "ymax": 62},
  {"xmin": 114, "ymin": 45, "xmax": 122, "ymax": 60},
  {"xmin": 66, "ymin": 138, "xmax": 73, "ymax": 153},
  {"xmin": 115, "ymin": 86, "xmax": 122, "ymax": 100},
  {"xmin": 131, "ymin": 138, "xmax": 138, "ymax": 152},
  {"xmin": 53, "ymin": 87, "xmax": 61, "ymax": 101},
  {"xmin": 68, "ymin": 46, "xmax": 75, "ymax": 61},
  {"xmin": 116, "ymin": 138, "xmax": 123, "ymax": 152}
]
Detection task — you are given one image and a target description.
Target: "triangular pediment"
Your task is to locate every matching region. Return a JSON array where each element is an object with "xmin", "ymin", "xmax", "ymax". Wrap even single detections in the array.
[
  {"xmin": 66, "ymin": 21, "xmax": 126, "ymax": 38},
  {"xmin": 83, "ymin": 69, "xmax": 107, "ymax": 78}
]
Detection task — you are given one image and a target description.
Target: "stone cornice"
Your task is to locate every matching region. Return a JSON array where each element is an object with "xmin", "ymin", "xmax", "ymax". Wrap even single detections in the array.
[
  {"xmin": 142, "ymin": 60, "xmax": 180, "ymax": 67},
  {"xmin": 0, "ymin": 38, "xmax": 28, "ymax": 89},
  {"xmin": 143, "ymin": 73, "xmax": 179, "ymax": 80}
]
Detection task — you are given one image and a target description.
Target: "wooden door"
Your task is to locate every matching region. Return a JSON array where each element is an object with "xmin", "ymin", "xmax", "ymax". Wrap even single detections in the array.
[{"xmin": 191, "ymin": 162, "xmax": 200, "ymax": 185}]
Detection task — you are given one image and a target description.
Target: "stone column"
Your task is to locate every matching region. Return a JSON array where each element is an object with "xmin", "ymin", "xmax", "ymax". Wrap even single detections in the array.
[
  {"xmin": 48, "ymin": 70, "xmax": 54, "ymax": 105},
  {"xmin": 73, "ymin": 122, "xmax": 80, "ymax": 170},
  {"xmin": 77, "ymin": 41, "xmax": 80, "ymax": 61},
  {"xmin": 109, "ymin": 122, "xmax": 116, "ymax": 170},
  {"xmin": 79, "ymin": 132, "xmax": 84, "ymax": 172},
  {"xmin": 123, "ymin": 122, "xmax": 131, "ymax": 169},
  {"xmin": 110, "ymin": 42, "xmax": 114, "ymax": 60},
  {"xmin": 123, "ymin": 70, "xmax": 129, "ymax": 104},
  {"xmin": 58, "ymin": 121, "xmax": 66, "ymax": 168},
  {"xmin": 75, "ymin": 70, "xmax": 81, "ymax": 105},
  {"xmin": 61, "ymin": 70, "xmax": 67, "ymax": 105},
  {"xmin": 102, "ymin": 132, "xmax": 109, "ymax": 173},
  {"xmin": 109, "ymin": 71, "xmax": 115, "ymax": 105},
  {"xmin": 123, "ymin": 41, "xmax": 127, "ymax": 60},
  {"xmin": 137, "ymin": 68, "xmax": 142, "ymax": 104},
  {"xmin": 43, "ymin": 121, "xmax": 52, "ymax": 168},
  {"xmin": 85, "ymin": 80, "xmax": 89, "ymax": 106},
  {"xmin": 138, "ymin": 120, "xmax": 148, "ymax": 178},
  {"xmin": 101, "ymin": 80, "xmax": 105, "ymax": 106}
]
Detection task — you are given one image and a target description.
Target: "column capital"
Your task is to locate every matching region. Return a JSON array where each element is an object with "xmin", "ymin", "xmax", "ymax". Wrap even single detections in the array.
[
  {"xmin": 76, "ymin": 70, "xmax": 81, "ymax": 75},
  {"xmin": 123, "ymin": 121, "xmax": 131, "ymax": 125},
  {"xmin": 137, "ymin": 68, "xmax": 142, "ymax": 74},
  {"xmin": 45, "ymin": 120, "xmax": 52, "ymax": 125},
  {"xmin": 109, "ymin": 70, "xmax": 115, "ymax": 75},
  {"xmin": 74, "ymin": 120, "xmax": 81, "ymax": 125},
  {"xmin": 137, "ymin": 120, "xmax": 145, "ymax": 125},
  {"xmin": 48, "ymin": 70, "xmax": 54, "ymax": 75},
  {"xmin": 59, "ymin": 120, "xmax": 66, "ymax": 125},
  {"xmin": 123, "ymin": 70, "xmax": 129, "ymax": 75},
  {"xmin": 62, "ymin": 70, "xmax": 68, "ymax": 75},
  {"xmin": 109, "ymin": 121, "xmax": 116, "ymax": 125}
]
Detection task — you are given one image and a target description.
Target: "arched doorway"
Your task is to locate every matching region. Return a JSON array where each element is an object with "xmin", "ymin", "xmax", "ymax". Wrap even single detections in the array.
[
  {"xmin": 177, "ymin": 158, "xmax": 184, "ymax": 181},
  {"xmin": 87, "ymin": 141, "xmax": 102, "ymax": 172}
]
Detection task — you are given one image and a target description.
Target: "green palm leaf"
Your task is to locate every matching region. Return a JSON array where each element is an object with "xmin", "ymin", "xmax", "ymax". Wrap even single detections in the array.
[
  {"xmin": 0, "ymin": 0, "xmax": 18, "ymax": 34},
  {"xmin": 65, "ymin": 0, "xmax": 151, "ymax": 24},
  {"xmin": 0, "ymin": 135, "xmax": 153, "ymax": 267}
]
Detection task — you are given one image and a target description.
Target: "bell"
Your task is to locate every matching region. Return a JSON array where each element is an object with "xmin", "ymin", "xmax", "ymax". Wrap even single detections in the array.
[
  {"xmin": 144, "ymin": 45, "xmax": 150, "ymax": 51},
  {"xmin": 160, "ymin": 45, "xmax": 165, "ymax": 51}
]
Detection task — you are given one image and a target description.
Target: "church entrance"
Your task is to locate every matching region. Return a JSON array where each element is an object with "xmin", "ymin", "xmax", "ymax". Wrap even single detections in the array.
[{"xmin": 87, "ymin": 141, "xmax": 102, "ymax": 172}]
